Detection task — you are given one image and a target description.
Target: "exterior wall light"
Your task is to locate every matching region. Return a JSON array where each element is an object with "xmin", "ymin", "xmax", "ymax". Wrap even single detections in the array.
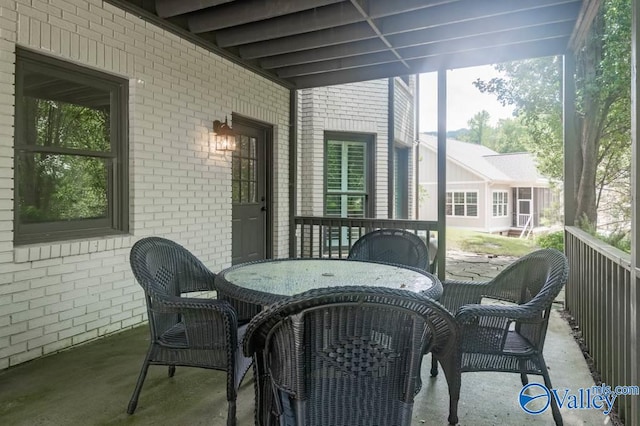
[{"xmin": 210, "ymin": 116, "xmax": 237, "ymax": 154}]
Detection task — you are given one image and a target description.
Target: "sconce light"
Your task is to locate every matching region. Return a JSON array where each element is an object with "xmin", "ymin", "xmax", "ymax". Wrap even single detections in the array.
[{"xmin": 210, "ymin": 116, "xmax": 237, "ymax": 155}]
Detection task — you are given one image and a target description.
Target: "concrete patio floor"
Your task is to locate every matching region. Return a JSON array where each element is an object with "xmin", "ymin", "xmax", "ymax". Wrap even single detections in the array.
[{"xmin": 0, "ymin": 253, "xmax": 612, "ymax": 425}]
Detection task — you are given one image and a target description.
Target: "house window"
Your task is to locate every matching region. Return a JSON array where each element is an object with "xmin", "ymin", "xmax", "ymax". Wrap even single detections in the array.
[
  {"xmin": 492, "ymin": 191, "xmax": 509, "ymax": 217},
  {"xmin": 14, "ymin": 49, "xmax": 128, "ymax": 244},
  {"xmin": 325, "ymin": 133, "xmax": 373, "ymax": 218},
  {"xmin": 446, "ymin": 191, "xmax": 478, "ymax": 217}
]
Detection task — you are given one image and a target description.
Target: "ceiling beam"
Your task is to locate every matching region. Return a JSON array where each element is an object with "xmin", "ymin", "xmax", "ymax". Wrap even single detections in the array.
[
  {"xmin": 349, "ymin": 0, "xmax": 410, "ymax": 70},
  {"xmin": 277, "ymin": 51, "xmax": 400, "ymax": 78},
  {"xmin": 238, "ymin": 22, "xmax": 376, "ymax": 60},
  {"xmin": 188, "ymin": 0, "xmax": 342, "ymax": 33},
  {"xmin": 213, "ymin": 3, "xmax": 364, "ymax": 45},
  {"xmin": 410, "ymin": 37, "xmax": 570, "ymax": 73},
  {"xmin": 387, "ymin": 2, "xmax": 582, "ymax": 49},
  {"xmin": 260, "ymin": 39, "xmax": 389, "ymax": 69},
  {"xmin": 397, "ymin": 21, "xmax": 575, "ymax": 61},
  {"xmin": 276, "ymin": 21, "xmax": 574, "ymax": 78},
  {"xmin": 155, "ymin": 0, "xmax": 233, "ymax": 18},
  {"xmin": 380, "ymin": 0, "xmax": 581, "ymax": 35},
  {"xmin": 239, "ymin": 1, "xmax": 581, "ymax": 61},
  {"xmin": 292, "ymin": 37, "xmax": 569, "ymax": 88}
]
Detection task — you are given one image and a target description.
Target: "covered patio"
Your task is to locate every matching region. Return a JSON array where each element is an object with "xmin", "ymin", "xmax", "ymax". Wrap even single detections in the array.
[
  {"xmin": 0, "ymin": 0, "xmax": 638, "ymax": 425},
  {"xmin": 0, "ymin": 258, "xmax": 606, "ymax": 426}
]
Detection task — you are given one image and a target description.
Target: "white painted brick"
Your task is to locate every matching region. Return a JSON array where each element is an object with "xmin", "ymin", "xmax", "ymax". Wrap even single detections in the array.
[
  {"xmin": 1, "ymin": 0, "xmax": 289, "ymax": 369},
  {"xmin": 58, "ymin": 324, "xmax": 85, "ymax": 340}
]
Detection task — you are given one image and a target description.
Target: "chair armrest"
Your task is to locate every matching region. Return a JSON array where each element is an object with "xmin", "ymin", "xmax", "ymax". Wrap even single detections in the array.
[
  {"xmin": 157, "ymin": 297, "xmax": 240, "ymax": 348},
  {"xmin": 456, "ymin": 303, "xmax": 542, "ymax": 324},
  {"xmin": 440, "ymin": 279, "xmax": 492, "ymax": 313}
]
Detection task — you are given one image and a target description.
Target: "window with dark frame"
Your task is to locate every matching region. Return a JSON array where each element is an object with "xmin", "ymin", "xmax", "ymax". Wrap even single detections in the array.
[
  {"xmin": 14, "ymin": 49, "xmax": 128, "ymax": 244},
  {"xmin": 324, "ymin": 132, "xmax": 374, "ymax": 248}
]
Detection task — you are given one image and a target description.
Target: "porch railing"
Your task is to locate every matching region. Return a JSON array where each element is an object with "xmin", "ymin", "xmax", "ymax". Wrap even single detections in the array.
[
  {"xmin": 291, "ymin": 216, "xmax": 438, "ymax": 259},
  {"xmin": 565, "ymin": 226, "xmax": 638, "ymax": 424}
]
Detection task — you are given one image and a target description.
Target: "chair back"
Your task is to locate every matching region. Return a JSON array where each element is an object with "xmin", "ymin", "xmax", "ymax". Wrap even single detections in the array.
[
  {"xmin": 129, "ymin": 237, "xmax": 217, "ymax": 342},
  {"xmin": 348, "ymin": 229, "xmax": 429, "ymax": 270},
  {"xmin": 244, "ymin": 286, "xmax": 457, "ymax": 426},
  {"xmin": 474, "ymin": 248, "xmax": 568, "ymax": 350}
]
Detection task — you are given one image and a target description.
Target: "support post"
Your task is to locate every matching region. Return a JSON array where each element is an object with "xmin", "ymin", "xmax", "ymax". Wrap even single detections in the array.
[
  {"xmin": 563, "ymin": 52, "xmax": 577, "ymax": 227},
  {"xmin": 414, "ymin": 74, "xmax": 420, "ymax": 219},
  {"xmin": 288, "ymin": 89, "xmax": 298, "ymax": 257},
  {"xmin": 388, "ymin": 78, "xmax": 395, "ymax": 218},
  {"xmin": 437, "ymin": 69, "xmax": 447, "ymax": 281},
  {"xmin": 630, "ymin": 0, "xmax": 639, "ymax": 423}
]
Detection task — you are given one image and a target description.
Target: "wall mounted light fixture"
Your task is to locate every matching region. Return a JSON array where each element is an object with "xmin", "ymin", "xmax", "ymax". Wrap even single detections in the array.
[{"xmin": 210, "ymin": 116, "xmax": 237, "ymax": 155}]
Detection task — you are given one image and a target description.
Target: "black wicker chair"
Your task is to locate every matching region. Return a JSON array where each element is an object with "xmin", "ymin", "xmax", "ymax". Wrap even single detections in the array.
[
  {"xmin": 435, "ymin": 248, "xmax": 569, "ymax": 425},
  {"xmin": 127, "ymin": 237, "xmax": 252, "ymax": 426},
  {"xmin": 243, "ymin": 286, "xmax": 458, "ymax": 426},
  {"xmin": 347, "ymin": 228, "xmax": 430, "ymax": 270}
]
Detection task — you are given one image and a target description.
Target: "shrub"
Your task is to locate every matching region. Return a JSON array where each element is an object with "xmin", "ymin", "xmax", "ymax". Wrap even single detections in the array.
[{"xmin": 536, "ymin": 231, "xmax": 564, "ymax": 251}]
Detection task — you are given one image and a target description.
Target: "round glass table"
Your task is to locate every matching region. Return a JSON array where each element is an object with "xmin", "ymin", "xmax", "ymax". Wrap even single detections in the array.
[{"xmin": 215, "ymin": 258, "xmax": 442, "ymax": 323}]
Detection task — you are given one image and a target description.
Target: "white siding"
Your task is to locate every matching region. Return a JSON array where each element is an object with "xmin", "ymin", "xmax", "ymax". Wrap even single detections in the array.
[{"xmin": 0, "ymin": 0, "xmax": 290, "ymax": 368}]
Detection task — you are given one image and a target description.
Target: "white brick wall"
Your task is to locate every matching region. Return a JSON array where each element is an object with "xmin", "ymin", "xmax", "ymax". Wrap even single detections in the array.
[
  {"xmin": 297, "ymin": 77, "xmax": 417, "ymax": 220},
  {"xmin": 0, "ymin": 0, "xmax": 289, "ymax": 369}
]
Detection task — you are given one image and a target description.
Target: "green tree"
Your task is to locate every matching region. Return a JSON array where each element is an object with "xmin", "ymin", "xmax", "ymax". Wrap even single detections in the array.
[
  {"xmin": 483, "ymin": 117, "xmax": 532, "ymax": 153},
  {"xmin": 459, "ymin": 110, "xmax": 491, "ymax": 144},
  {"xmin": 474, "ymin": 0, "xmax": 631, "ymax": 230}
]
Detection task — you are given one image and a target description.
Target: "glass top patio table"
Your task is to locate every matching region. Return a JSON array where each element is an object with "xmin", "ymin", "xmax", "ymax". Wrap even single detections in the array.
[{"xmin": 215, "ymin": 258, "xmax": 442, "ymax": 318}]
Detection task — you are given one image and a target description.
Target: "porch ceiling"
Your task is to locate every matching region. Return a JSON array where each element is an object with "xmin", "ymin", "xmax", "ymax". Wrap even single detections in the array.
[{"xmin": 110, "ymin": 0, "xmax": 587, "ymax": 89}]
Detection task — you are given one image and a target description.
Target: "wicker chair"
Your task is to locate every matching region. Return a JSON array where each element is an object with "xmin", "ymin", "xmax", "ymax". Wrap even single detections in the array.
[
  {"xmin": 127, "ymin": 237, "xmax": 253, "ymax": 426},
  {"xmin": 347, "ymin": 228, "xmax": 430, "ymax": 270},
  {"xmin": 243, "ymin": 286, "xmax": 458, "ymax": 426},
  {"xmin": 435, "ymin": 248, "xmax": 569, "ymax": 425}
]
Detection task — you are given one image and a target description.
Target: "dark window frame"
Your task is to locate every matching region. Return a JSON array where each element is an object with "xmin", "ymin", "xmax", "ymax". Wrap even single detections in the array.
[
  {"xmin": 323, "ymin": 132, "xmax": 375, "ymax": 218},
  {"xmin": 14, "ymin": 48, "xmax": 129, "ymax": 245}
]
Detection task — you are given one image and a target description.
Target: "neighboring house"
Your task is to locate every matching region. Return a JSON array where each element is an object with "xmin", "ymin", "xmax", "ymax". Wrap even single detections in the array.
[
  {"xmin": 418, "ymin": 135, "xmax": 557, "ymax": 234},
  {"xmin": 297, "ymin": 77, "xmax": 417, "ymax": 222}
]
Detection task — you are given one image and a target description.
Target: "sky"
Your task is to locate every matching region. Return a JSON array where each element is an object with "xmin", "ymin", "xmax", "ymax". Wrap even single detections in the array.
[{"xmin": 419, "ymin": 65, "xmax": 515, "ymax": 132}]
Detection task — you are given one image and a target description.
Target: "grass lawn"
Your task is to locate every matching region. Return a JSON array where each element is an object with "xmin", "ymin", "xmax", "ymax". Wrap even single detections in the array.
[{"xmin": 446, "ymin": 227, "xmax": 539, "ymax": 257}]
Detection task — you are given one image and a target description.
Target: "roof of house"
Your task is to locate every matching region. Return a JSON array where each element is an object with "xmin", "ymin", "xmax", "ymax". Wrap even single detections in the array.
[{"xmin": 419, "ymin": 134, "xmax": 549, "ymax": 186}]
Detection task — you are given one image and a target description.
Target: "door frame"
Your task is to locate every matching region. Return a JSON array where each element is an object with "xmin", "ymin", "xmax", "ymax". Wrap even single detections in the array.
[{"xmin": 232, "ymin": 113, "xmax": 274, "ymax": 259}]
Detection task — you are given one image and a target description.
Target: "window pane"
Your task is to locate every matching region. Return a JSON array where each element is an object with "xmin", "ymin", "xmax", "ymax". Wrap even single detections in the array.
[
  {"xmin": 346, "ymin": 143, "xmax": 365, "ymax": 191},
  {"xmin": 454, "ymin": 192, "xmax": 464, "ymax": 203},
  {"xmin": 18, "ymin": 153, "xmax": 108, "ymax": 223},
  {"xmin": 454, "ymin": 205, "xmax": 464, "ymax": 216},
  {"xmin": 326, "ymin": 142, "xmax": 342, "ymax": 191},
  {"xmin": 467, "ymin": 205, "xmax": 478, "ymax": 216},
  {"xmin": 325, "ymin": 194, "xmax": 342, "ymax": 216},
  {"xmin": 21, "ymin": 73, "xmax": 111, "ymax": 152},
  {"xmin": 232, "ymin": 181, "xmax": 240, "ymax": 203},
  {"xmin": 445, "ymin": 205, "xmax": 452, "ymax": 215},
  {"xmin": 346, "ymin": 195, "xmax": 365, "ymax": 217},
  {"xmin": 466, "ymin": 192, "xmax": 477, "ymax": 203},
  {"xmin": 446, "ymin": 192, "xmax": 452, "ymax": 203}
]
